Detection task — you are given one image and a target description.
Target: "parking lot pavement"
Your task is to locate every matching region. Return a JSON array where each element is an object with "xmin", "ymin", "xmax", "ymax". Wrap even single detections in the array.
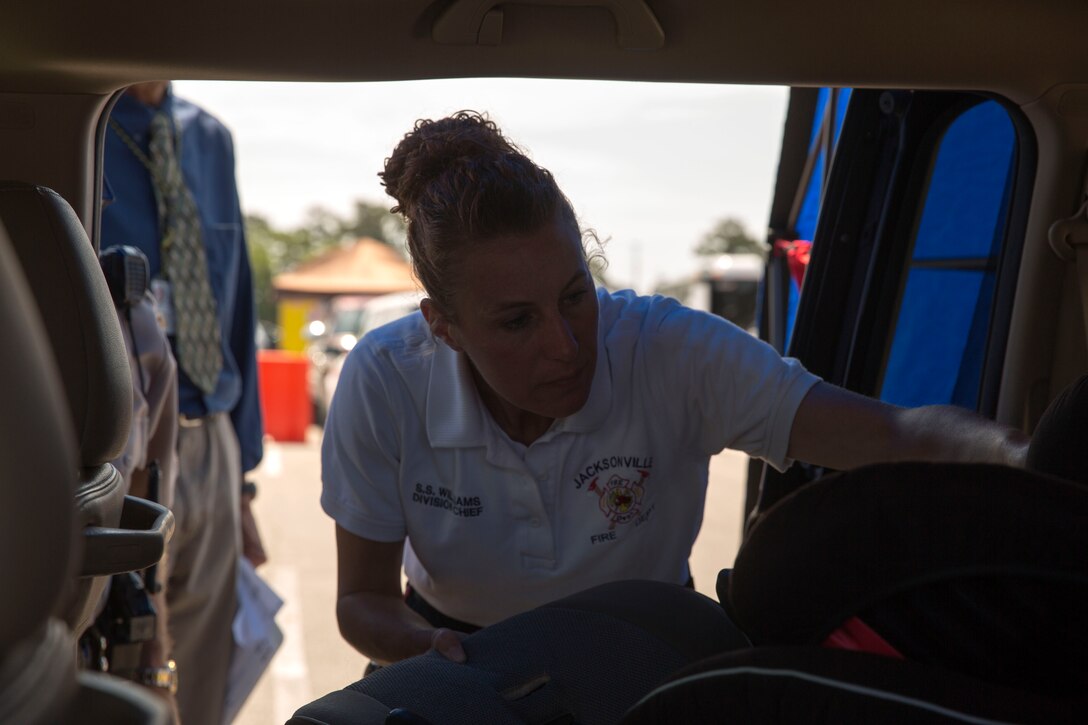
[
  {"xmin": 690, "ymin": 449, "xmax": 748, "ymax": 596},
  {"xmin": 235, "ymin": 428, "xmax": 747, "ymax": 724}
]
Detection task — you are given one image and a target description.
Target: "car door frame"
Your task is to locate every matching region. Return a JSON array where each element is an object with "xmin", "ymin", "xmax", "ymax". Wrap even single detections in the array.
[{"xmin": 745, "ymin": 87, "xmax": 1037, "ymax": 526}]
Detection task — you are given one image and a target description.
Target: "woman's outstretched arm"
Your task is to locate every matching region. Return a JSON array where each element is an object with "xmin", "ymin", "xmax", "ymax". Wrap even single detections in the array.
[{"xmin": 787, "ymin": 382, "xmax": 1030, "ymax": 471}]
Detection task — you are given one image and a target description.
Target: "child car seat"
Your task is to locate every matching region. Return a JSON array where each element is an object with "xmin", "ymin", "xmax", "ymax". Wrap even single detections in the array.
[
  {"xmin": 290, "ymin": 579, "xmax": 750, "ymax": 725},
  {"xmin": 624, "ymin": 461, "xmax": 1088, "ymax": 723}
]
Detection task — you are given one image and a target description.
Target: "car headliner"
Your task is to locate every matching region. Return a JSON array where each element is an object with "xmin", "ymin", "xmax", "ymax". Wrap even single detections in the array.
[
  {"xmin": 1, "ymin": 1, "xmax": 1086, "ymax": 102},
  {"xmin": 1, "ymin": 1, "xmax": 1085, "ymax": 435}
]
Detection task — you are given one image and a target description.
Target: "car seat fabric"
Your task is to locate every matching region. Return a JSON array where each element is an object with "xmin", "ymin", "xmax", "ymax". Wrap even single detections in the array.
[
  {"xmin": 852, "ymin": 377, "xmax": 1088, "ymax": 696},
  {"xmin": 0, "ymin": 181, "xmax": 134, "ymax": 634},
  {"xmin": 854, "ymin": 574, "xmax": 1085, "ymax": 695},
  {"xmin": 0, "ymin": 220, "xmax": 167, "ymax": 724},
  {"xmin": 724, "ymin": 462, "xmax": 1088, "ymax": 696},
  {"xmin": 290, "ymin": 580, "xmax": 750, "ymax": 725},
  {"xmin": 1026, "ymin": 373, "xmax": 1088, "ymax": 483},
  {"xmin": 0, "ymin": 182, "xmax": 132, "ymax": 462},
  {"xmin": 620, "ymin": 646, "xmax": 1087, "ymax": 725},
  {"xmin": 0, "ymin": 216, "xmax": 79, "ymax": 664}
]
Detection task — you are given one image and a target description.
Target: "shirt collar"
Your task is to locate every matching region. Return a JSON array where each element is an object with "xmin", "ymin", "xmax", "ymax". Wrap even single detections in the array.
[
  {"xmin": 424, "ymin": 325, "xmax": 613, "ymax": 448},
  {"xmin": 425, "ymin": 337, "xmax": 488, "ymax": 448},
  {"xmin": 112, "ymin": 82, "xmax": 177, "ymax": 135},
  {"xmin": 552, "ymin": 329, "xmax": 612, "ymax": 434}
]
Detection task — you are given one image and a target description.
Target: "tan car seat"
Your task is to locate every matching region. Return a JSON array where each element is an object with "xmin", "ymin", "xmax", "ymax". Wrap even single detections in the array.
[
  {"xmin": 0, "ymin": 217, "xmax": 168, "ymax": 724},
  {"xmin": 0, "ymin": 181, "xmax": 171, "ymax": 635}
]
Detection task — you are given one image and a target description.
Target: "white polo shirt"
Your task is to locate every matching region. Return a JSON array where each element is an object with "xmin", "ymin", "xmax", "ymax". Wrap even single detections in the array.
[{"xmin": 321, "ymin": 288, "xmax": 820, "ymax": 626}]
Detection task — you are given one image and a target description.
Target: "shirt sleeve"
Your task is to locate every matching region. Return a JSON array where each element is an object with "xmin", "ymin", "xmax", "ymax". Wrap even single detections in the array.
[
  {"xmin": 320, "ymin": 343, "xmax": 407, "ymax": 542},
  {"xmin": 643, "ymin": 296, "xmax": 820, "ymax": 471},
  {"xmin": 220, "ymin": 130, "xmax": 264, "ymax": 474},
  {"xmin": 227, "ymin": 213, "xmax": 264, "ymax": 474}
]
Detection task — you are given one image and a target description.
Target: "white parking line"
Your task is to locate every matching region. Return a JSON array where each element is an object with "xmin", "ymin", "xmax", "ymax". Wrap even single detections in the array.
[
  {"xmin": 261, "ymin": 439, "xmax": 283, "ymax": 478},
  {"xmin": 268, "ymin": 565, "xmax": 312, "ymax": 723}
]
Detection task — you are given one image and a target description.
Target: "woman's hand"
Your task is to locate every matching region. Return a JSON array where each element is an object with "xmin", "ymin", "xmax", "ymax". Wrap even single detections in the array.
[
  {"xmin": 429, "ymin": 627, "xmax": 467, "ymax": 663},
  {"xmin": 335, "ymin": 525, "xmax": 468, "ymax": 665}
]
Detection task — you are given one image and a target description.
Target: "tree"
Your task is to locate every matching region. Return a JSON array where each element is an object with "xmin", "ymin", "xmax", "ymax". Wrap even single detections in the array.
[
  {"xmin": 245, "ymin": 214, "xmax": 313, "ymax": 325},
  {"xmin": 244, "ymin": 199, "xmax": 407, "ymax": 327},
  {"xmin": 343, "ymin": 200, "xmax": 407, "ymax": 250},
  {"xmin": 298, "ymin": 200, "xmax": 406, "ymax": 251},
  {"xmin": 694, "ymin": 217, "xmax": 765, "ymax": 257}
]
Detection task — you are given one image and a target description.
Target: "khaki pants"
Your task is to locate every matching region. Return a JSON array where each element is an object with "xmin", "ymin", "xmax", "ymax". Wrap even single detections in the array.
[{"xmin": 167, "ymin": 413, "xmax": 241, "ymax": 725}]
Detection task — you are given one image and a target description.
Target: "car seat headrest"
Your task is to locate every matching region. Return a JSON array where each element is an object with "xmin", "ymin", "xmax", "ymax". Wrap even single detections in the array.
[
  {"xmin": 0, "ymin": 219, "xmax": 79, "ymax": 653},
  {"xmin": 1026, "ymin": 374, "xmax": 1088, "ymax": 484},
  {"xmin": 0, "ymin": 182, "xmax": 132, "ymax": 465},
  {"xmin": 728, "ymin": 462, "xmax": 1088, "ymax": 646}
]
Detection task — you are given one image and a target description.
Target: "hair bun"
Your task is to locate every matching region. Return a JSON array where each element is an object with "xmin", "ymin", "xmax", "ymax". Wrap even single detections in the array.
[{"xmin": 380, "ymin": 110, "xmax": 517, "ymax": 215}]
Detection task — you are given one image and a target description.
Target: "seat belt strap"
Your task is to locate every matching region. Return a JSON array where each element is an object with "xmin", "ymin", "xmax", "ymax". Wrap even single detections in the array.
[{"xmin": 1048, "ymin": 198, "xmax": 1088, "ymax": 346}]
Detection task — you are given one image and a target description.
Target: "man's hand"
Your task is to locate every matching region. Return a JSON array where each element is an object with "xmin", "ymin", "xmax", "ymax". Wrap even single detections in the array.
[{"xmin": 240, "ymin": 487, "xmax": 268, "ymax": 567}]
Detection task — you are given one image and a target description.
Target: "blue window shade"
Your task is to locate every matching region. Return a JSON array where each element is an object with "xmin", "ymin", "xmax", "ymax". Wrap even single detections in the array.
[
  {"xmin": 879, "ymin": 100, "xmax": 1015, "ymax": 409},
  {"xmin": 795, "ymin": 88, "xmax": 851, "ymax": 243},
  {"xmin": 786, "ymin": 278, "xmax": 801, "ymax": 345},
  {"xmin": 809, "ymin": 88, "xmax": 831, "ymax": 148},
  {"xmin": 881, "ymin": 270, "xmax": 986, "ymax": 407},
  {"xmin": 794, "ymin": 153, "xmax": 823, "ymax": 242},
  {"xmin": 833, "ymin": 89, "xmax": 852, "ymax": 146},
  {"xmin": 912, "ymin": 102, "xmax": 1015, "ymax": 261},
  {"xmin": 788, "ymin": 88, "xmax": 852, "ymax": 348}
]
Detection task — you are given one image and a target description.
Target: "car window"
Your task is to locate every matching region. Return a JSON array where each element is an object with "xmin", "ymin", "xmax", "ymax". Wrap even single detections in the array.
[
  {"xmin": 751, "ymin": 89, "xmax": 1032, "ymax": 515},
  {"xmin": 332, "ymin": 309, "xmax": 364, "ymax": 334},
  {"xmin": 783, "ymin": 87, "xmax": 852, "ymax": 349},
  {"xmin": 879, "ymin": 100, "xmax": 1017, "ymax": 408}
]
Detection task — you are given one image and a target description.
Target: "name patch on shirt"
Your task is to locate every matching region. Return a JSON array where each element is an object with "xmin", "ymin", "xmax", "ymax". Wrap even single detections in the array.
[{"xmin": 411, "ymin": 482, "xmax": 483, "ymax": 517}]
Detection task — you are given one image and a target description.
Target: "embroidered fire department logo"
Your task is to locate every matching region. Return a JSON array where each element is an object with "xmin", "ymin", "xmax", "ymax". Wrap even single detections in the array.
[{"xmin": 587, "ymin": 470, "xmax": 650, "ymax": 529}]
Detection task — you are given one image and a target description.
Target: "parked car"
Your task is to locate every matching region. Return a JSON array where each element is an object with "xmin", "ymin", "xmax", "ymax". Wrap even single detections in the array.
[
  {"xmin": 311, "ymin": 290, "xmax": 424, "ymax": 425},
  {"xmin": 305, "ymin": 295, "xmax": 370, "ymax": 425}
]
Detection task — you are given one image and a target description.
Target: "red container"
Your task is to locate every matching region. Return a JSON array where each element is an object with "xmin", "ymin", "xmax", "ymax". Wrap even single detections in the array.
[{"xmin": 257, "ymin": 350, "xmax": 312, "ymax": 442}]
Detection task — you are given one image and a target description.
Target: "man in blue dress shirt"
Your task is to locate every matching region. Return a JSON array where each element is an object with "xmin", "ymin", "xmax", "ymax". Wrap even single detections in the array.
[{"xmin": 102, "ymin": 80, "xmax": 265, "ymax": 724}]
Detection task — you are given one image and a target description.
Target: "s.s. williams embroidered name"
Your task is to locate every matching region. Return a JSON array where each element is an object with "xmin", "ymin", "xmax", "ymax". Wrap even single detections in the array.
[{"xmin": 411, "ymin": 482, "xmax": 483, "ymax": 517}]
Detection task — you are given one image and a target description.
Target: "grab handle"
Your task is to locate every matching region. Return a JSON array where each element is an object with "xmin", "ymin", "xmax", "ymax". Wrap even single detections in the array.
[
  {"xmin": 433, "ymin": 0, "xmax": 665, "ymax": 50},
  {"xmin": 80, "ymin": 495, "xmax": 175, "ymax": 577}
]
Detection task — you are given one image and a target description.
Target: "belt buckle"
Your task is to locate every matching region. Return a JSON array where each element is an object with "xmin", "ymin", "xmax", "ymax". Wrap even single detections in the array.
[{"xmin": 178, "ymin": 414, "xmax": 205, "ymax": 428}]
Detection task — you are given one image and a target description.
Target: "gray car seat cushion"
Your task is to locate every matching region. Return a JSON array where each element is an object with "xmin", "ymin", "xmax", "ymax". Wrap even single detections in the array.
[{"xmin": 291, "ymin": 580, "xmax": 749, "ymax": 725}]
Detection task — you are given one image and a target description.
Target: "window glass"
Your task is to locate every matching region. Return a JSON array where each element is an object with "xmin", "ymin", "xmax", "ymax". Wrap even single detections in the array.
[
  {"xmin": 879, "ymin": 100, "xmax": 1015, "ymax": 408},
  {"xmin": 787, "ymin": 88, "xmax": 851, "ymax": 348},
  {"xmin": 832, "ymin": 88, "xmax": 852, "ymax": 146}
]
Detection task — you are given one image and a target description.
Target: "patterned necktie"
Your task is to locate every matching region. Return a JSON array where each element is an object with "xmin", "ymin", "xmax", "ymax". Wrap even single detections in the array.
[{"xmin": 148, "ymin": 111, "xmax": 223, "ymax": 394}]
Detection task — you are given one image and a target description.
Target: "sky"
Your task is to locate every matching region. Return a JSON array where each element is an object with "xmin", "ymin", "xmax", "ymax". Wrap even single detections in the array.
[{"xmin": 173, "ymin": 79, "xmax": 788, "ymax": 293}]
